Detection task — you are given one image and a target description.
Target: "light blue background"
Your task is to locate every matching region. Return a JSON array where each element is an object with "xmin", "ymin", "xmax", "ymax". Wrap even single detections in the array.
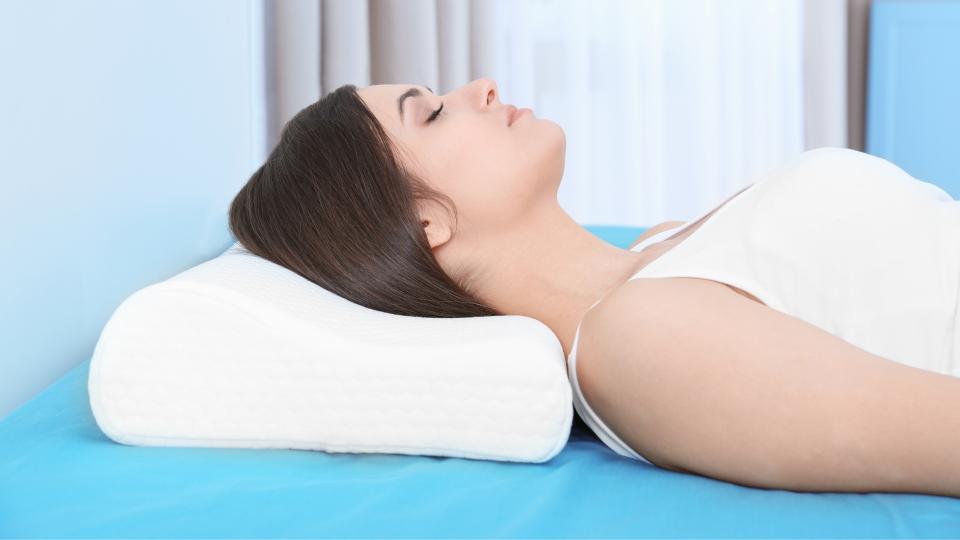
[
  {"xmin": 867, "ymin": 0, "xmax": 960, "ymax": 199},
  {"xmin": 0, "ymin": 0, "xmax": 267, "ymax": 420}
]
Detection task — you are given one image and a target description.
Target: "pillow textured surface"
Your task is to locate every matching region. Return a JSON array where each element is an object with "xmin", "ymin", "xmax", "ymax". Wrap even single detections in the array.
[{"xmin": 88, "ymin": 242, "xmax": 572, "ymax": 463}]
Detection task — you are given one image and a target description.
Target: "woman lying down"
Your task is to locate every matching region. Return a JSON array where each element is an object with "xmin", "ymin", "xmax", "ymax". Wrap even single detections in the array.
[{"xmin": 227, "ymin": 78, "xmax": 960, "ymax": 498}]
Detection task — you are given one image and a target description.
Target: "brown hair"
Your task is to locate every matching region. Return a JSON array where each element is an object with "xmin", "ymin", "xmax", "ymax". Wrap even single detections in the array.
[{"xmin": 228, "ymin": 84, "xmax": 501, "ymax": 318}]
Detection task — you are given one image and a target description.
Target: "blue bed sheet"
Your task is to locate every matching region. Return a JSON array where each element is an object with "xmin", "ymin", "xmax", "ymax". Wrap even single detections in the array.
[{"xmin": 2, "ymin": 225, "xmax": 959, "ymax": 537}]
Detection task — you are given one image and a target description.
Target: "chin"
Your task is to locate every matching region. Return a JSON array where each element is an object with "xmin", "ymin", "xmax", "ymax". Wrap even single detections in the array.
[
  {"xmin": 545, "ymin": 121, "xmax": 566, "ymax": 156},
  {"xmin": 516, "ymin": 121, "xmax": 566, "ymax": 197},
  {"xmin": 547, "ymin": 124, "xmax": 566, "ymax": 180}
]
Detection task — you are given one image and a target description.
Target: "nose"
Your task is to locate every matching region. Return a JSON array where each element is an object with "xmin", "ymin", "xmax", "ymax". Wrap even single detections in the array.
[
  {"xmin": 470, "ymin": 77, "xmax": 499, "ymax": 108},
  {"xmin": 482, "ymin": 78, "xmax": 499, "ymax": 106}
]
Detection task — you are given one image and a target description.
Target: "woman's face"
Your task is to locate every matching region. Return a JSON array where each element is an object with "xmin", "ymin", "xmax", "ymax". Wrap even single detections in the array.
[{"xmin": 357, "ymin": 78, "xmax": 565, "ymax": 249}]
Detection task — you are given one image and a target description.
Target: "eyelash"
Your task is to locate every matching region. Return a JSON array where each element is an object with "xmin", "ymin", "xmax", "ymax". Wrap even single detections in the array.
[{"xmin": 427, "ymin": 102, "xmax": 444, "ymax": 123}]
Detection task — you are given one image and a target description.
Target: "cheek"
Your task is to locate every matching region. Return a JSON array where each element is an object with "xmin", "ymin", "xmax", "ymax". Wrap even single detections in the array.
[
  {"xmin": 429, "ymin": 121, "xmax": 565, "ymax": 229},
  {"xmin": 447, "ymin": 157, "xmax": 541, "ymax": 231},
  {"xmin": 450, "ymin": 139, "xmax": 523, "ymax": 195},
  {"xmin": 476, "ymin": 121, "xmax": 565, "ymax": 204}
]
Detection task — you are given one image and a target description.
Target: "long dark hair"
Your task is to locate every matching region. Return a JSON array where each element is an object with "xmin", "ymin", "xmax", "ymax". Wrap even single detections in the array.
[{"xmin": 228, "ymin": 84, "xmax": 502, "ymax": 318}]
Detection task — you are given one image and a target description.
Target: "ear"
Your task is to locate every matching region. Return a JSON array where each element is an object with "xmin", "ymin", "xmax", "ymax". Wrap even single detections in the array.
[{"xmin": 417, "ymin": 201, "xmax": 452, "ymax": 250}]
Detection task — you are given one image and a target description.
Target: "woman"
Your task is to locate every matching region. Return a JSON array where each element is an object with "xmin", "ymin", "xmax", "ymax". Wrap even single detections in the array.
[{"xmin": 229, "ymin": 78, "xmax": 960, "ymax": 497}]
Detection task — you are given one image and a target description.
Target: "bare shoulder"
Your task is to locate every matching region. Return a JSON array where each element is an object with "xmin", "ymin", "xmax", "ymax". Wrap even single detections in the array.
[
  {"xmin": 578, "ymin": 277, "xmax": 731, "ymax": 357},
  {"xmin": 577, "ymin": 276, "xmax": 880, "ymax": 372},
  {"xmin": 574, "ymin": 278, "xmax": 728, "ymax": 391},
  {"xmin": 573, "ymin": 278, "xmax": 736, "ymax": 469},
  {"xmin": 572, "ymin": 276, "xmax": 924, "ymax": 480}
]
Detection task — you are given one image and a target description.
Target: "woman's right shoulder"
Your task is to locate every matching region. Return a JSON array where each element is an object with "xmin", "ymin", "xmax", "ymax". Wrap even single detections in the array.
[
  {"xmin": 576, "ymin": 277, "xmax": 744, "ymax": 372},
  {"xmin": 575, "ymin": 278, "xmax": 671, "ymax": 371}
]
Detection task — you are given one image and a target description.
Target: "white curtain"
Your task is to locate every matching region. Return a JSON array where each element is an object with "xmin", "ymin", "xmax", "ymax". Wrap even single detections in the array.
[
  {"xmin": 482, "ymin": 0, "xmax": 805, "ymax": 225},
  {"xmin": 803, "ymin": 0, "xmax": 849, "ymax": 151},
  {"xmin": 267, "ymin": 0, "xmax": 838, "ymax": 227}
]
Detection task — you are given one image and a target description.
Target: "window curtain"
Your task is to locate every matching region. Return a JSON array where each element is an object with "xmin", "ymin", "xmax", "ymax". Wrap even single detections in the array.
[
  {"xmin": 266, "ymin": 0, "xmax": 846, "ymax": 227},
  {"xmin": 803, "ymin": 0, "xmax": 849, "ymax": 151}
]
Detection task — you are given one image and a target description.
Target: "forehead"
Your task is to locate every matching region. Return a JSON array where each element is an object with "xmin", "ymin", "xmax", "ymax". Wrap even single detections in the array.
[{"xmin": 358, "ymin": 84, "xmax": 431, "ymax": 130}]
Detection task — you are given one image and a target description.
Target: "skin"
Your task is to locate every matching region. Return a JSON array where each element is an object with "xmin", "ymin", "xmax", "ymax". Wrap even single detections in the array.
[
  {"xmin": 359, "ymin": 79, "xmax": 960, "ymax": 497},
  {"xmin": 578, "ymin": 278, "xmax": 960, "ymax": 496},
  {"xmin": 358, "ymin": 78, "xmax": 690, "ymax": 359}
]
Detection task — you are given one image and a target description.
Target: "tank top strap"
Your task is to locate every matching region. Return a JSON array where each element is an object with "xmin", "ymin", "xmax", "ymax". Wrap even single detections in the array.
[{"xmin": 628, "ymin": 223, "xmax": 689, "ymax": 253}]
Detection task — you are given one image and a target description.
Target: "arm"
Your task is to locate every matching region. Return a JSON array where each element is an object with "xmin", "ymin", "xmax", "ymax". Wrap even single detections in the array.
[{"xmin": 576, "ymin": 276, "xmax": 960, "ymax": 496}]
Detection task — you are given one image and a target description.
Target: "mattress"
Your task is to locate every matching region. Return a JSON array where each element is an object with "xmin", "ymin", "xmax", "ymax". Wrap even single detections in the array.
[{"xmin": 2, "ymin": 225, "xmax": 959, "ymax": 537}]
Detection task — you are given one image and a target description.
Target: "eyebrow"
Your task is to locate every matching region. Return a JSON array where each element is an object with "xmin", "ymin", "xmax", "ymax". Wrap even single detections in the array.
[{"xmin": 396, "ymin": 86, "xmax": 434, "ymax": 124}]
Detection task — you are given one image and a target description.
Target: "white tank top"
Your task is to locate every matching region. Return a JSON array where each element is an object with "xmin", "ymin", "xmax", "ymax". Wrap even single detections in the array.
[{"xmin": 566, "ymin": 147, "xmax": 960, "ymax": 464}]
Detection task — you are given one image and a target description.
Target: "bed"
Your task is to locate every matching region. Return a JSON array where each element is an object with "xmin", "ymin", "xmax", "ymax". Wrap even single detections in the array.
[{"xmin": 2, "ymin": 223, "xmax": 959, "ymax": 537}]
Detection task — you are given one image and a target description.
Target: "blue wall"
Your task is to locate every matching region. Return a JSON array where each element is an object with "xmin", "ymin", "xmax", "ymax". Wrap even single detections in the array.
[
  {"xmin": 867, "ymin": 0, "xmax": 960, "ymax": 199},
  {"xmin": 0, "ymin": 0, "xmax": 267, "ymax": 420}
]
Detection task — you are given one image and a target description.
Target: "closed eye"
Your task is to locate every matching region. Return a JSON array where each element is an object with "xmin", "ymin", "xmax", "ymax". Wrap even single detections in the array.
[{"xmin": 426, "ymin": 102, "xmax": 444, "ymax": 123}]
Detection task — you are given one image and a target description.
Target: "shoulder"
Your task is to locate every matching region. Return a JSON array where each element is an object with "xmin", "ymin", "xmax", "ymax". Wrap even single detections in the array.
[
  {"xmin": 575, "ymin": 278, "xmax": 712, "ymax": 371},
  {"xmin": 576, "ymin": 277, "xmax": 776, "ymax": 377},
  {"xmin": 577, "ymin": 275, "xmax": 882, "ymax": 377},
  {"xmin": 583, "ymin": 276, "xmax": 729, "ymax": 332}
]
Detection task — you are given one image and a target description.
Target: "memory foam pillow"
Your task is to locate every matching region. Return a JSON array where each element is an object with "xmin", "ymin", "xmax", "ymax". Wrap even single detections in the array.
[{"xmin": 88, "ymin": 241, "xmax": 573, "ymax": 463}]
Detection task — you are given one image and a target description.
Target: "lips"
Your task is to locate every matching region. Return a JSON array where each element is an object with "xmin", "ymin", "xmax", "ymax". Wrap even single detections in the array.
[{"xmin": 506, "ymin": 105, "xmax": 532, "ymax": 126}]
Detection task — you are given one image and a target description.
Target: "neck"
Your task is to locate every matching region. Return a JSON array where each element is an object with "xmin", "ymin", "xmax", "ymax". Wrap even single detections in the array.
[{"xmin": 460, "ymin": 201, "xmax": 649, "ymax": 359}]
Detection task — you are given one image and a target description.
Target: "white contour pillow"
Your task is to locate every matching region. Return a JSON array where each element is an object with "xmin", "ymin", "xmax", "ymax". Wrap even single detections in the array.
[{"xmin": 88, "ymin": 241, "xmax": 573, "ymax": 463}]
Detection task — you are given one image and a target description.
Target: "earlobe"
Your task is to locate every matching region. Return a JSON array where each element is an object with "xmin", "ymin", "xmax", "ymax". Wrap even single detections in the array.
[
  {"xmin": 416, "ymin": 199, "xmax": 453, "ymax": 249},
  {"xmin": 421, "ymin": 217, "xmax": 452, "ymax": 250}
]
